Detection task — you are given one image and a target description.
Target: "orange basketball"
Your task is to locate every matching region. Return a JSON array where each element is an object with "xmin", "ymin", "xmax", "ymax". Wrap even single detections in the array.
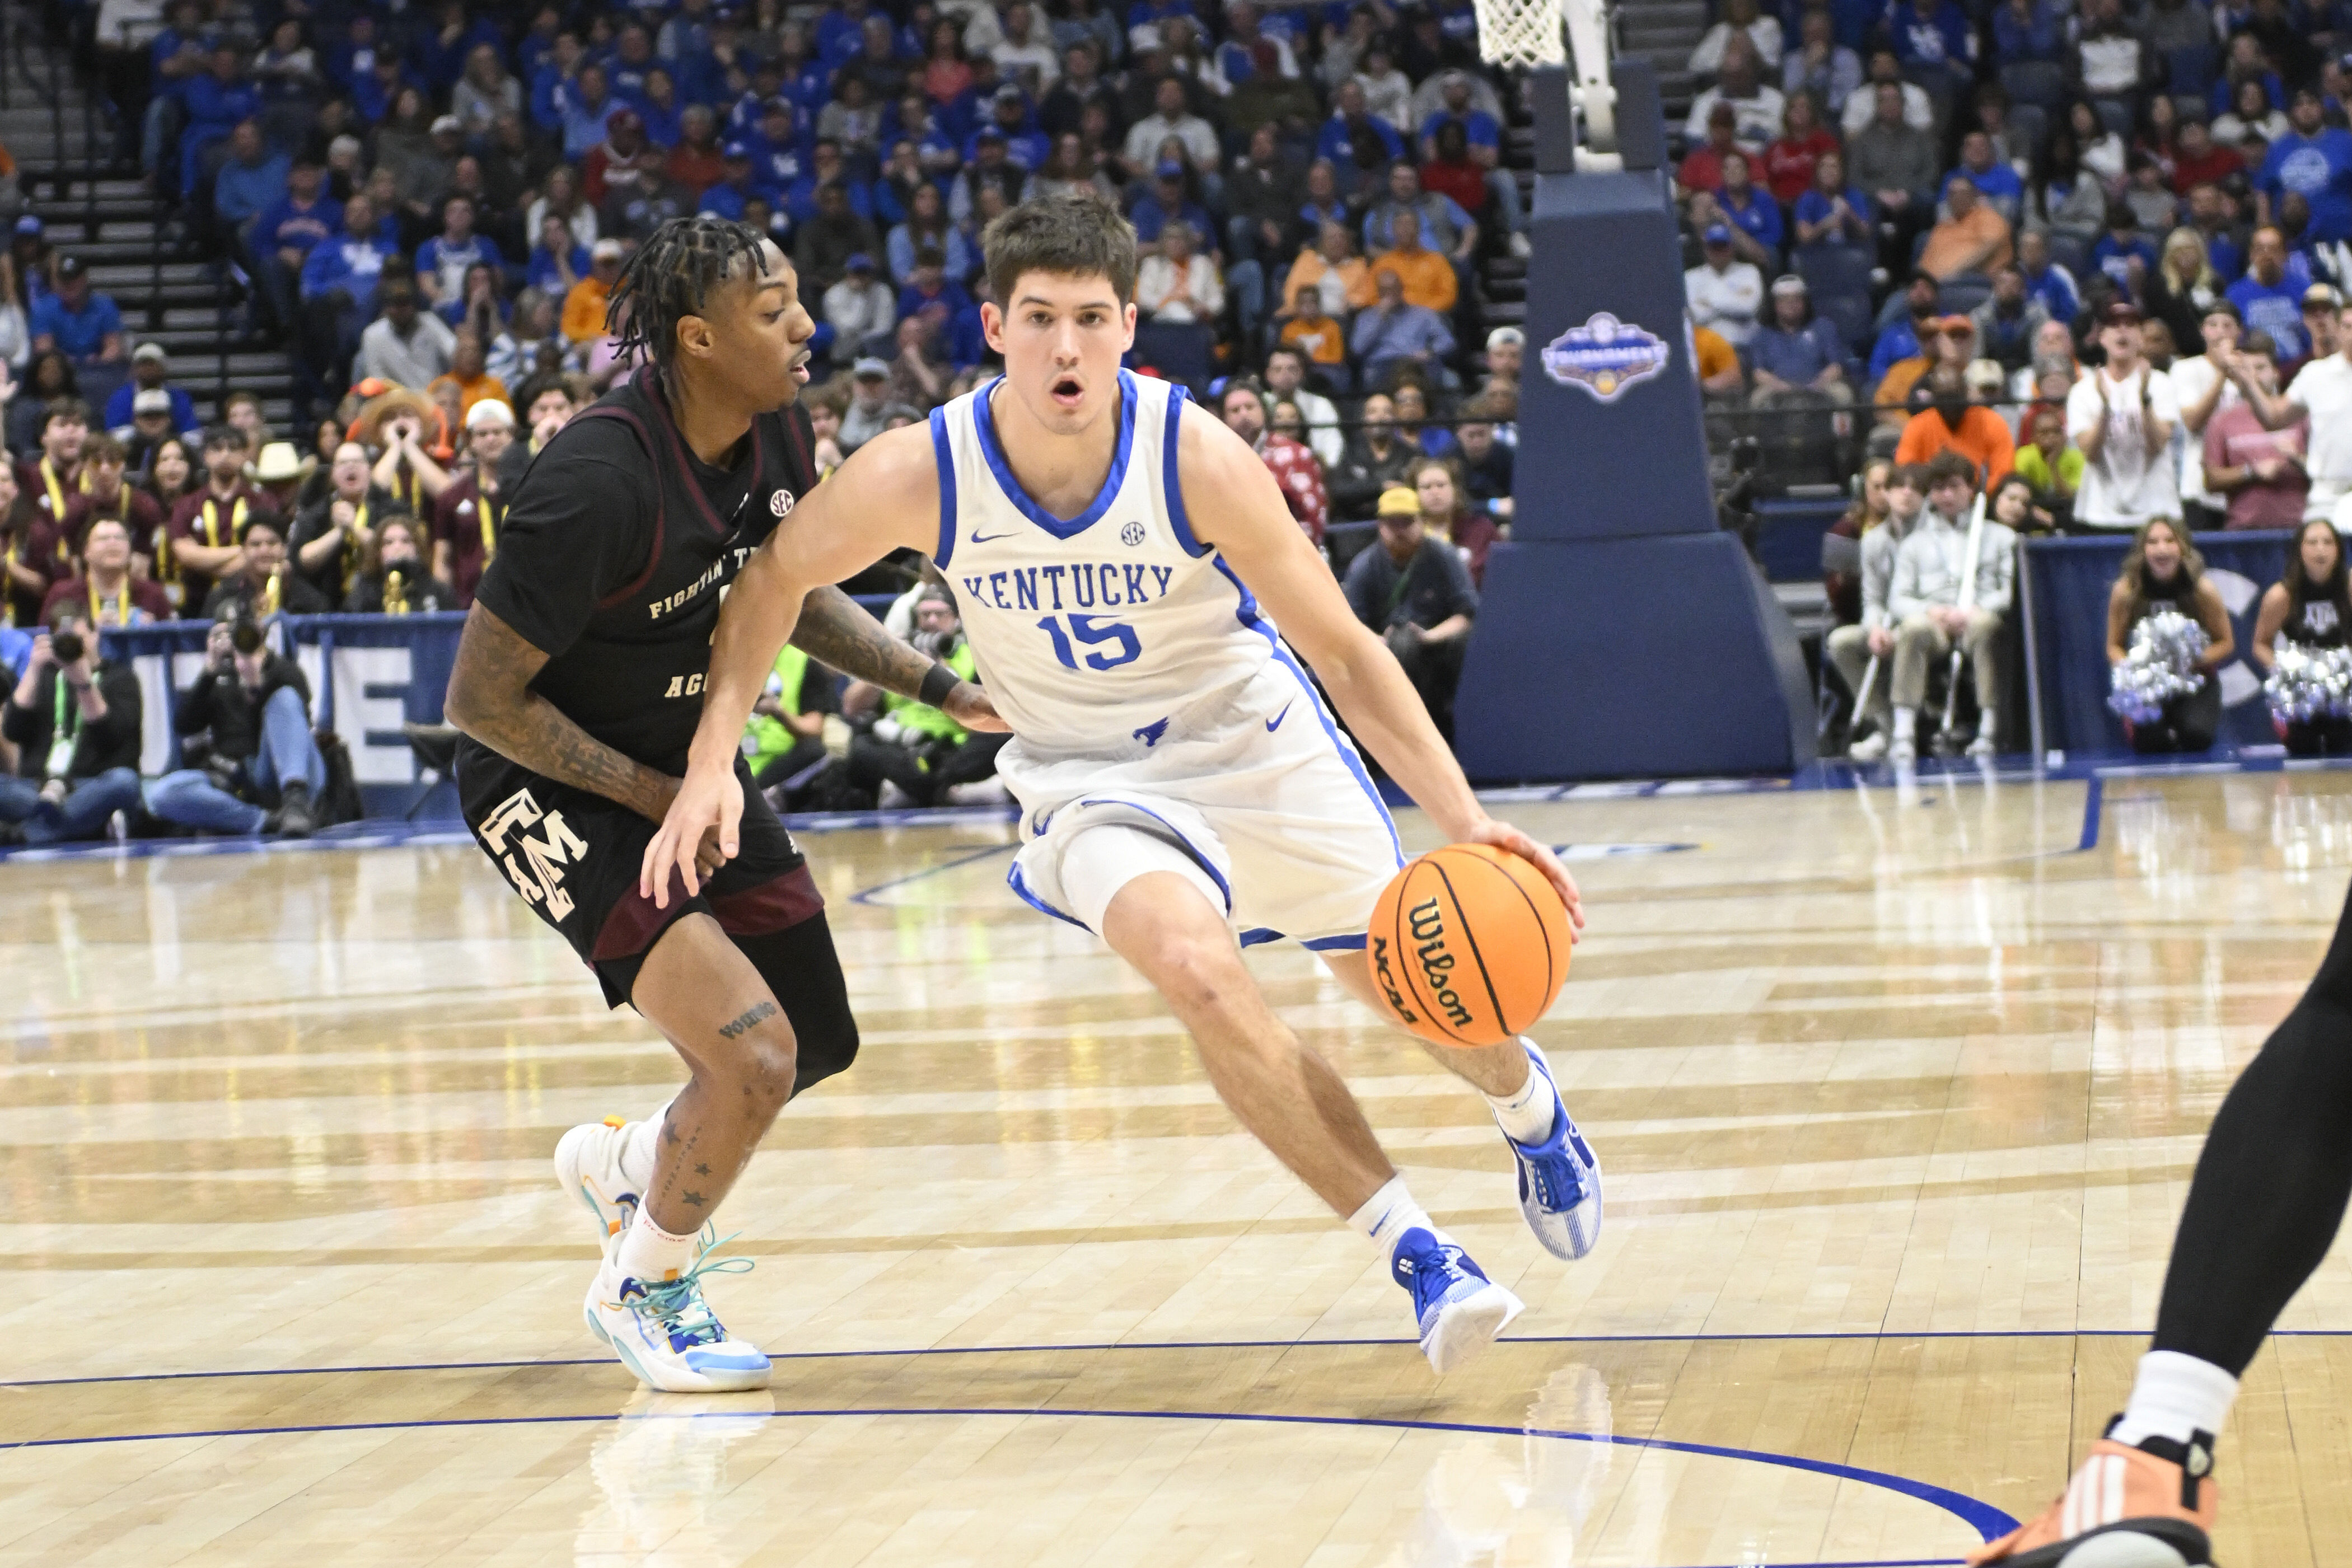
[{"xmin": 1365, "ymin": 844, "xmax": 1572, "ymax": 1048}]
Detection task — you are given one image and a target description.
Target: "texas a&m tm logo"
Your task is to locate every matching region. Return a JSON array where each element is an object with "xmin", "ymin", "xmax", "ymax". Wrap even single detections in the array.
[{"xmin": 479, "ymin": 787, "xmax": 588, "ymax": 920}]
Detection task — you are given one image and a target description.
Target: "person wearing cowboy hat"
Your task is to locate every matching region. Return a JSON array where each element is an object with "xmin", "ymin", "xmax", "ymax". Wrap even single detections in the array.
[
  {"xmin": 354, "ymin": 384, "xmax": 454, "ymax": 514},
  {"xmin": 291, "ymin": 438, "xmax": 404, "ymax": 609},
  {"xmin": 249, "ymin": 438, "xmax": 316, "ymax": 516},
  {"xmin": 432, "ymin": 398, "xmax": 517, "ymax": 606}
]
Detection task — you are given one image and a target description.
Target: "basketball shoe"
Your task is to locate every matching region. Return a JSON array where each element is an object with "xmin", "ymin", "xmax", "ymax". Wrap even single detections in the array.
[
  {"xmin": 1394, "ymin": 1227, "xmax": 1524, "ymax": 1374},
  {"xmin": 1500, "ymin": 1041, "xmax": 1603, "ymax": 1261},
  {"xmin": 554, "ymin": 1104, "xmax": 668, "ymax": 1249},
  {"xmin": 585, "ymin": 1231, "xmax": 773, "ymax": 1393},
  {"xmin": 1966, "ymin": 1425, "xmax": 2217, "ymax": 1567}
]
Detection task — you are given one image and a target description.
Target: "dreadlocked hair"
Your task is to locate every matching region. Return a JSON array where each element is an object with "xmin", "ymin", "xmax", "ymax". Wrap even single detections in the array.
[{"xmin": 606, "ymin": 217, "xmax": 773, "ymax": 373}]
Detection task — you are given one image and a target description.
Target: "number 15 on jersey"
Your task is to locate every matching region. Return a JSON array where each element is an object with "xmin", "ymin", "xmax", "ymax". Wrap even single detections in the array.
[{"xmin": 1037, "ymin": 613, "xmax": 1142, "ymax": 671}]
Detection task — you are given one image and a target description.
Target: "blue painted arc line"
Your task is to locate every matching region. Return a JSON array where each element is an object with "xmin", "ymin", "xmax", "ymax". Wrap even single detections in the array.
[
  {"xmin": 844, "ymin": 842, "xmax": 1017, "ymax": 905},
  {"xmin": 2076, "ymin": 775, "xmax": 2104, "ymax": 853},
  {"xmin": 0, "ymin": 1405, "xmax": 2016, "ymax": 1543}
]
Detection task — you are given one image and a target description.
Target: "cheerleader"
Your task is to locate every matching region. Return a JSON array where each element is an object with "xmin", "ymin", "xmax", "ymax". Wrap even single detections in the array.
[{"xmin": 2252, "ymin": 517, "xmax": 2352, "ymax": 755}]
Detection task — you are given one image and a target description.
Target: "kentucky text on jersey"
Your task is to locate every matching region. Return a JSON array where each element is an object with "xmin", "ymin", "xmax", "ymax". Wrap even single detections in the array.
[
  {"xmin": 958, "ymin": 561, "xmax": 1177, "ymax": 613},
  {"xmin": 649, "ymin": 546, "xmax": 752, "ymax": 620}
]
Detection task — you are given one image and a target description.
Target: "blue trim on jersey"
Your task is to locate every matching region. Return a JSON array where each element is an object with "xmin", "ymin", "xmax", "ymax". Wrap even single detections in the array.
[
  {"xmin": 1240, "ymin": 928, "xmax": 1369, "ymax": 952},
  {"xmin": 1239, "ymin": 927, "xmax": 1283, "ymax": 947},
  {"xmin": 1073, "ymin": 794, "xmax": 1233, "ymax": 915},
  {"xmin": 1212, "ymin": 558, "xmax": 1405, "ymax": 869},
  {"xmin": 929, "ymin": 406, "xmax": 958, "ymax": 568},
  {"xmin": 1163, "ymin": 384, "xmax": 1210, "ymax": 559},
  {"xmin": 969, "ymin": 370, "xmax": 1137, "ymax": 541},
  {"xmin": 1007, "ymin": 862, "xmax": 1091, "ymax": 930}
]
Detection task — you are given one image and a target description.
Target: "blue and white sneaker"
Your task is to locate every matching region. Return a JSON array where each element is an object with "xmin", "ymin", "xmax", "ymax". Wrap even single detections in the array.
[
  {"xmin": 586, "ymin": 1232, "xmax": 773, "ymax": 1393},
  {"xmin": 554, "ymin": 1104, "xmax": 668, "ymax": 1249},
  {"xmin": 1500, "ymin": 1041, "xmax": 1603, "ymax": 1261},
  {"xmin": 1393, "ymin": 1228, "xmax": 1525, "ymax": 1374}
]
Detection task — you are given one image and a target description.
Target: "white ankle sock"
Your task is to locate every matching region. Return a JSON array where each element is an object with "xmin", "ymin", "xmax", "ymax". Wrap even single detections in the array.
[
  {"xmin": 1485, "ymin": 1043, "xmax": 1558, "ymax": 1144},
  {"xmin": 1348, "ymin": 1174, "xmax": 1436, "ymax": 1260},
  {"xmin": 1893, "ymin": 706, "xmax": 1918, "ymax": 742},
  {"xmin": 620, "ymin": 1098, "xmax": 674, "ymax": 1188},
  {"xmin": 615, "ymin": 1208, "xmax": 699, "ymax": 1284},
  {"xmin": 2107, "ymin": 1351, "xmax": 2240, "ymax": 1449},
  {"xmin": 1977, "ymin": 708, "xmax": 1997, "ymax": 739}
]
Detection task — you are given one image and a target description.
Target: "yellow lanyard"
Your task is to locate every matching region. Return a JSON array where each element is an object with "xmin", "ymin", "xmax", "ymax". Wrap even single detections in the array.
[
  {"xmin": 476, "ymin": 489, "xmax": 501, "ymax": 562},
  {"xmin": 86, "ymin": 577, "xmax": 129, "ymax": 628},
  {"xmin": 342, "ymin": 498, "xmax": 371, "ymax": 594},
  {"xmin": 39, "ymin": 457, "xmax": 86, "ymax": 528},
  {"xmin": 2, "ymin": 540, "xmax": 16, "ymax": 628},
  {"xmin": 201, "ymin": 494, "xmax": 247, "ymax": 548}
]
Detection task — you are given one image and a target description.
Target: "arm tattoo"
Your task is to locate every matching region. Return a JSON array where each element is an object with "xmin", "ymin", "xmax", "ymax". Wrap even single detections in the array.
[
  {"xmin": 790, "ymin": 585, "xmax": 944, "ymax": 700},
  {"xmin": 446, "ymin": 603, "xmax": 679, "ymax": 823},
  {"xmin": 716, "ymin": 1000, "xmax": 777, "ymax": 1040}
]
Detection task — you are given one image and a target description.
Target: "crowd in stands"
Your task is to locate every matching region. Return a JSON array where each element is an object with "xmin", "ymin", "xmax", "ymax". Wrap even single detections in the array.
[
  {"xmin": 1674, "ymin": 0, "xmax": 2352, "ymax": 755},
  {"xmin": 0, "ymin": 0, "xmax": 1537, "ymax": 832}
]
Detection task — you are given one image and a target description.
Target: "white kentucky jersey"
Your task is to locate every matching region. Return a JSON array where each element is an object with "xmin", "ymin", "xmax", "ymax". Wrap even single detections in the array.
[{"xmin": 930, "ymin": 369, "xmax": 1274, "ymax": 753}]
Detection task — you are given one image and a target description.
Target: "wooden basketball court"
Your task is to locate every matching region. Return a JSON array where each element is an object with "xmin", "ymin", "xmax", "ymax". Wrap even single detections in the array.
[{"xmin": 5, "ymin": 766, "xmax": 2351, "ymax": 1566}]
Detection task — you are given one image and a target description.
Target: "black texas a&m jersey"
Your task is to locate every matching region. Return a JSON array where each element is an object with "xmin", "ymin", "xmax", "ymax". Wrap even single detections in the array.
[{"xmin": 467, "ymin": 372, "xmax": 821, "ymax": 773}]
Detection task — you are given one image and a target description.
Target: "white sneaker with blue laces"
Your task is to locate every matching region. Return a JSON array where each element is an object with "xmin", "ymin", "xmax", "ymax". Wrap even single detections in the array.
[
  {"xmin": 1499, "ymin": 1041, "xmax": 1603, "ymax": 1261},
  {"xmin": 586, "ymin": 1233, "xmax": 773, "ymax": 1393},
  {"xmin": 1393, "ymin": 1228, "xmax": 1524, "ymax": 1374}
]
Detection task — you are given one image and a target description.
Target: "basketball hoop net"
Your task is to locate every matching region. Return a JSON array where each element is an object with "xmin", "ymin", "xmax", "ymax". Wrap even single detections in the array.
[{"xmin": 1472, "ymin": 0, "xmax": 1567, "ymax": 68}]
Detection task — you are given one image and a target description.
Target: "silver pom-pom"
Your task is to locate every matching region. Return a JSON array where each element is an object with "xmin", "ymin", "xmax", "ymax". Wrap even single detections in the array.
[
  {"xmin": 2266, "ymin": 642, "xmax": 2352, "ymax": 725},
  {"xmin": 2108, "ymin": 608, "xmax": 2210, "ymax": 726}
]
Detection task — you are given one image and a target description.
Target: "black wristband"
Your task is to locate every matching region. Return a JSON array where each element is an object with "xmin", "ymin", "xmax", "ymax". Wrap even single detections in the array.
[{"xmin": 918, "ymin": 661, "xmax": 961, "ymax": 708}]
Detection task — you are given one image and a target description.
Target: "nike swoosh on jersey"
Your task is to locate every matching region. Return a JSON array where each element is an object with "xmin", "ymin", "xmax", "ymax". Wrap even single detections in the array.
[
  {"xmin": 967, "ymin": 530, "xmax": 1021, "ymax": 544},
  {"xmin": 1266, "ymin": 702, "xmax": 1292, "ymax": 732}
]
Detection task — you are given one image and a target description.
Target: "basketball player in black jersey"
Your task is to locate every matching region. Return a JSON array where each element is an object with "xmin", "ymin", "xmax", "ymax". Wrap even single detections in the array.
[
  {"xmin": 444, "ymin": 216, "xmax": 1002, "ymax": 1393},
  {"xmin": 1970, "ymin": 873, "xmax": 2352, "ymax": 1565}
]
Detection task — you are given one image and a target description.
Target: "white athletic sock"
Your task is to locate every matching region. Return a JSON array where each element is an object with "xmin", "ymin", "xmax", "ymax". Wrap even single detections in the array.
[
  {"xmin": 1485, "ymin": 1042, "xmax": 1558, "ymax": 1145},
  {"xmin": 1349, "ymin": 1174, "xmax": 1437, "ymax": 1260},
  {"xmin": 620, "ymin": 1097, "xmax": 675, "ymax": 1188},
  {"xmin": 615, "ymin": 1207, "xmax": 700, "ymax": 1285},
  {"xmin": 1893, "ymin": 706, "xmax": 1918, "ymax": 742},
  {"xmin": 1977, "ymin": 708, "xmax": 1998, "ymax": 738},
  {"xmin": 2107, "ymin": 1351, "xmax": 2241, "ymax": 1449}
]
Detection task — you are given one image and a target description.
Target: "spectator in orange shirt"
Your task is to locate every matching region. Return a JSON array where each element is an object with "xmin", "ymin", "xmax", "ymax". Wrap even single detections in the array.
[
  {"xmin": 562, "ymin": 238, "xmax": 625, "ymax": 345},
  {"xmin": 1369, "ymin": 210, "xmax": 1458, "ymax": 313},
  {"xmin": 1692, "ymin": 316, "xmax": 1747, "ymax": 401},
  {"xmin": 1280, "ymin": 221, "xmax": 1377, "ymax": 318},
  {"xmin": 1918, "ymin": 175, "xmax": 2012, "ymax": 281},
  {"xmin": 1876, "ymin": 313, "xmax": 1974, "ymax": 424},
  {"xmin": 1895, "ymin": 359, "xmax": 2017, "ymax": 478},
  {"xmin": 427, "ymin": 329, "xmax": 511, "ymax": 421}
]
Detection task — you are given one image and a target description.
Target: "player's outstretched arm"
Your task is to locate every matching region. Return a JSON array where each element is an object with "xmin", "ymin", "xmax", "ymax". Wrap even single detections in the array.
[
  {"xmin": 1181, "ymin": 409, "xmax": 1583, "ymax": 934},
  {"xmin": 642, "ymin": 424, "xmax": 947, "ymax": 904},
  {"xmin": 790, "ymin": 586, "xmax": 1007, "ymax": 734}
]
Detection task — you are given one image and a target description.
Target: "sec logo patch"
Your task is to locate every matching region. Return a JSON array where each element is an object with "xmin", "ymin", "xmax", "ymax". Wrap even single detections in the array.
[
  {"xmin": 1121, "ymin": 520, "xmax": 1145, "ymax": 546},
  {"xmin": 769, "ymin": 490, "xmax": 796, "ymax": 517}
]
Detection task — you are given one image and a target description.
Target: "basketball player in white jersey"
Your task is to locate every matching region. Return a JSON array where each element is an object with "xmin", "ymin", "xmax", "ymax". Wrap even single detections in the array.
[{"xmin": 646, "ymin": 194, "xmax": 1601, "ymax": 1373}]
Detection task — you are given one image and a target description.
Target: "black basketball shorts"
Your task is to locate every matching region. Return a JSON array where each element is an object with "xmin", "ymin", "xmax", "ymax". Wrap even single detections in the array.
[{"xmin": 456, "ymin": 746, "xmax": 823, "ymax": 1009}]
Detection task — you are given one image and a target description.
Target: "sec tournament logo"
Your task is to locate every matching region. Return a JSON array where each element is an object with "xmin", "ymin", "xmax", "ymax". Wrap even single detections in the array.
[
  {"xmin": 1542, "ymin": 312, "xmax": 1671, "ymax": 402},
  {"xmin": 769, "ymin": 489, "xmax": 795, "ymax": 517}
]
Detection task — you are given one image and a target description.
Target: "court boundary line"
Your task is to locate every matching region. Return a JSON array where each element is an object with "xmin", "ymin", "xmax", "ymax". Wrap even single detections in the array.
[
  {"xmin": 0, "ymin": 1403, "xmax": 2015, "ymax": 1544},
  {"xmin": 25, "ymin": 1324, "xmax": 2352, "ymax": 1389}
]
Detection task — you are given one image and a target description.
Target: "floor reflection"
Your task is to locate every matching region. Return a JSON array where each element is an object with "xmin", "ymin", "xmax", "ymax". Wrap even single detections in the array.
[
  {"xmin": 576, "ymin": 1390, "xmax": 777, "ymax": 1567},
  {"xmin": 1401, "ymin": 1364, "xmax": 1615, "ymax": 1567}
]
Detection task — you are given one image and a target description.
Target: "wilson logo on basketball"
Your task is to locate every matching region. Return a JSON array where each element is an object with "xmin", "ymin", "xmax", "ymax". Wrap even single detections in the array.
[{"xmin": 1409, "ymin": 898, "xmax": 1475, "ymax": 1030}]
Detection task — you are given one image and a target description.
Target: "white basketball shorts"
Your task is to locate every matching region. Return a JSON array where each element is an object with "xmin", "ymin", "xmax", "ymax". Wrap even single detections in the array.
[{"xmin": 997, "ymin": 650, "xmax": 1406, "ymax": 951}]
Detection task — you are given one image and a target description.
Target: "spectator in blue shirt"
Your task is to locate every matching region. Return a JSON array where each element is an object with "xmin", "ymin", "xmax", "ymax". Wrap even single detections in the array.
[
  {"xmin": 699, "ymin": 144, "xmax": 763, "ymax": 221},
  {"xmin": 417, "ymin": 197, "xmax": 507, "ymax": 321},
  {"xmin": 410, "ymin": 0, "xmax": 503, "ymax": 95},
  {"xmin": 781, "ymin": 142, "xmax": 876, "ymax": 227},
  {"xmin": 2257, "ymin": 89, "xmax": 2352, "ymax": 246},
  {"xmin": 1131, "ymin": 162, "xmax": 1215, "ymax": 255},
  {"xmin": 2017, "ymin": 229, "xmax": 2082, "ymax": 321},
  {"xmin": 247, "ymin": 155, "xmax": 338, "ymax": 339},
  {"xmin": 212, "ymin": 120, "xmax": 289, "ymax": 240},
  {"xmin": 104, "ymin": 345, "xmax": 198, "ymax": 434},
  {"xmin": 1317, "ymin": 81, "xmax": 1405, "ymax": 196},
  {"xmin": 528, "ymin": 34, "xmax": 585, "ymax": 133},
  {"xmin": 1991, "ymin": 0, "xmax": 2063, "ymax": 62},
  {"xmin": 604, "ymin": 24, "xmax": 662, "ymax": 106},
  {"xmin": 1750, "ymin": 275, "xmax": 1859, "ymax": 404},
  {"xmin": 1949, "ymin": 130, "xmax": 2026, "ymax": 226},
  {"xmin": 30, "ymin": 259, "xmax": 124, "ymax": 367},
  {"xmin": 2091, "ymin": 202, "xmax": 2163, "ymax": 293},
  {"xmin": 1886, "ymin": 0, "xmax": 1975, "ymax": 88},
  {"xmin": 141, "ymin": 0, "xmax": 215, "ymax": 179},
  {"xmin": 180, "ymin": 40, "xmax": 261, "ymax": 198},
  {"xmin": 897, "ymin": 246, "xmax": 975, "ymax": 323},
  {"xmin": 744, "ymin": 100, "xmax": 808, "ymax": 198},
  {"xmin": 1870, "ymin": 274, "xmax": 1944, "ymax": 379},
  {"xmin": 1352, "ymin": 267, "xmax": 1457, "ymax": 386},
  {"xmin": 1793, "ymin": 148, "xmax": 1875, "ymax": 250},
  {"xmin": 1714, "ymin": 150, "xmax": 1785, "ymax": 268},
  {"xmin": 297, "ymin": 193, "xmax": 393, "ymax": 409},
  {"xmin": 558, "ymin": 64, "xmax": 622, "ymax": 161},
  {"xmin": 2228, "ymin": 223, "xmax": 2309, "ymax": 357},
  {"xmin": 527, "ymin": 213, "xmax": 591, "ymax": 293}
]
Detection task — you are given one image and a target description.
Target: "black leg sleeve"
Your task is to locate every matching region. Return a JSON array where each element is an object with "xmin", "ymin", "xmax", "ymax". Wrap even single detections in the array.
[
  {"xmin": 730, "ymin": 912, "xmax": 861, "ymax": 1096},
  {"xmin": 2152, "ymin": 878, "xmax": 2352, "ymax": 1375}
]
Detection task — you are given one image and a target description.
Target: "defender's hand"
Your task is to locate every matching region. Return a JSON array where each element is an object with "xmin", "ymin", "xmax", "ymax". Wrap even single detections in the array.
[
  {"xmin": 943, "ymin": 680, "xmax": 1010, "ymax": 733},
  {"xmin": 640, "ymin": 762, "xmax": 744, "ymax": 907},
  {"xmin": 1462, "ymin": 817, "xmax": 1584, "ymax": 940}
]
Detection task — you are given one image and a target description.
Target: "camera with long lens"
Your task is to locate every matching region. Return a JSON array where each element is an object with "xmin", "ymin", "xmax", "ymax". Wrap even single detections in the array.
[{"xmin": 49, "ymin": 630, "xmax": 85, "ymax": 666}]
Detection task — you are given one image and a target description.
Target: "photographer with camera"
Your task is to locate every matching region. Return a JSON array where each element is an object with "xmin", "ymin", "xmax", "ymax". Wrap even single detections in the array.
[
  {"xmin": 201, "ymin": 513, "xmax": 327, "ymax": 622},
  {"xmin": 835, "ymin": 586, "xmax": 1008, "ymax": 809},
  {"xmin": 144, "ymin": 613, "xmax": 328, "ymax": 837},
  {"xmin": 0, "ymin": 601, "xmax": 143, "ymax": 846}
]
